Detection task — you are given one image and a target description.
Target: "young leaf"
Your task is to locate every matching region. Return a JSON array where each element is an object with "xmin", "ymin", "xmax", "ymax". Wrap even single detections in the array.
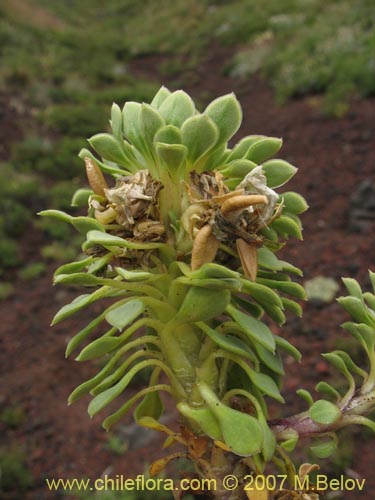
[
  {"xmin": 155, "ymin": 143, "xmax": 187, "ymax": 175},
  {"xmin": 271, "ymin": 215, "xmax": 303, "ymax": 240},
  {"xmin": 204, "ymin": 93, "xmax": 242, "ymax": 144},
  {"xmin": 225, "ymin": 135, "xmax": 264, "ymax": 162},
  {"xmin": 245, "ymin": 137, "xmax": 283, "ymax": 164},
  {"xmin": 262, "ymin": 159, "xmax": 297, "ymax": 188},
  {"xmin": 219, "ymin": 159, "xmax": 257, "ymax": 178},
  {"xmin": 154, "ymin": 124, "xmax": 182, "ymax": 145},
  {"xmin": 151, "ymin": 86, "xmax": 172, "ymax": 109},
  {"xmin": 181, "ymin": 114, "xmax": 219, "ymax": 164},
  {"xmin": 280, "ymin": 192, "xmax": 309, "ymax": 214},
  {"xmin": 71, "ymin": 189, "xmax": 93, "ymax": 207},
  {"xmin": 140, "ymin": 103, "xmax": 165, "ymax": 151},
  {"xmin": 159, "ymin": 90, "xmax": 195, "ymax": 127},
  {"xmin": 110, "ymin": 103, "xmax": 123, "ymax": 140},
  {"xmin": 88, "ymin": 133, "xmax": 129, "ymax": 165}
]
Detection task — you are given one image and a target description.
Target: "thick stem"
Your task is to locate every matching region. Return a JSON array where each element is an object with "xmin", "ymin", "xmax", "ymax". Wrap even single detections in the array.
[{"xmin": 269, "ymin": 387, "xmax": 375, "ymax": 441}]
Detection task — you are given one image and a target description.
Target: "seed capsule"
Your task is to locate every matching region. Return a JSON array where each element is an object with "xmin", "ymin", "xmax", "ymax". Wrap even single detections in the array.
[
  {"xmin": 236, "ymin": 238, "xmax": 258, "ymax": 281},
  {"xmin": 221, "ymin": 194, "xmax": 268, "ymax": 217},
  {"xmin": 84, "ymin": 157, "xmax": 109, "ymax": 197},
  {"xmin": 191, "ymin": 224, "xmax": 220, "ymax": 271}
]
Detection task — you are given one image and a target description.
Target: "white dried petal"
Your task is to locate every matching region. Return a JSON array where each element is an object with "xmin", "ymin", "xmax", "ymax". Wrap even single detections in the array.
[{"xmin": 237, "ymin": 165, "xmax": 278, "ymax": 224}]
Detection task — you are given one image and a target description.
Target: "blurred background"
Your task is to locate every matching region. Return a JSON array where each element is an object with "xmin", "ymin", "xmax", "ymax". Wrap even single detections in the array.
[{"xmin": 0, "ymin": 1, "xmax": 374, "ymax": 499}]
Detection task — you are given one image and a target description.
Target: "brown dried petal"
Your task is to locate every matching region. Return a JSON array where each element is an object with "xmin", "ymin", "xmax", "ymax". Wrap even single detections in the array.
[
  {"xmin": 236, "ymin": 238, "xmax": 258, "ymax": 281},
  {"xmin": 85, "ymin": 158, "xmax": 109, "ymax": 197},
  {"xmin": 191, "ymin": 224, "xmax": 220, "ymax": 270},
  {"xmin": 221, "ymin": 194, "xmax": 268, "ymax": 217}
]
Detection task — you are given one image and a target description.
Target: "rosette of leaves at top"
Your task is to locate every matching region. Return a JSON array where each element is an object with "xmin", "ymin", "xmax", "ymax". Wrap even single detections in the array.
[{"xmin": 40, "ymin": 86, "xmax": 308, "ymax": 463}]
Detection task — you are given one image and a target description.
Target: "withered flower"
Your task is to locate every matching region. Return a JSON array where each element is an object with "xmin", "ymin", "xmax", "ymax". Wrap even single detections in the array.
[{"xmin": 185, "ymin": 168, "xmax": 280, "ymax": 279}]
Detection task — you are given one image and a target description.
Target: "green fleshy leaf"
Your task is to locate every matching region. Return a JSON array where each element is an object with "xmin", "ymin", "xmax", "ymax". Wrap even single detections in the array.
[
  {"xmin": 115, "ymin": 267, "xmax": 153, "ymax": 282},
  {"xmin": 65, "ymin": 314, "xmax": 106, "ymax": 357},
  {"xmin": 150, "ymin": 86, "xmax": 172, "ymax": 109},
  {"xmin": 78, "ymin": 148, "xmax": 131, "ymax": 175},
  {"xmin": 257, "ymin": 247, "xmax": 283, "ymax": 271},
  {"xmin": 76, "ymin": 337, "xmax": 120, "ymax": 361},
  {"xmin": 177, "ymin": 277, "xmax": 241, "ymax": 292},
  {"xmin": 223, "ymin": 178, "xmax": 242, "ymax": 190},
  {"xmin": 337, "ymin": 296, "xmax": 375, "ymax": 325},
  {"xmin": 154, "ymin": 124, "xmax": 181, "ymax": 145},
  {"xmin": 226, "ymin": 304, "xmax": 275, "ymax": 352},
  {"xmin": 134, "ymin": 391, "xmax": 163, "ymax": 422},
  {"xmin": 198, "ymin": 382, "xmax": 263, "ymax": 456},
  {"xmin": 342, "ymin": 277, "xmax": 364, "ymax": 301},
  {"xmin": 181, "ymin": 114, "xmax": 219, "ymax": 164},
  {"xmin": 232, "ymin": 296, "xmax": 264, "ymax": 319},
  {"xmin": 159, "ymin": 90, "xmax": 195, "ymax": 127},
  {"xmin": 341, "ymin": 322, "xmax": 375, "ymax": 356},
  {"xmin": 281, "ymin": 297, "xmax": 303, "ymax": 317},
  {"xmin": 122, "ymin": 101, "xmax": 150, "ymax": 162},
  {"xmin": 197, "ymin": 322, "xmax": 256, "ymax": 362},
  {"xmin": 245, "ymin": 137, "xmax": 282, "ymax": 164},
  {"xmin": 54, "ymin": 257, "xmax": 93, "ymax": 278},
  {"xmin": 52, "ymin": 290, "xmax": 105, "ymax": 325},
  {"xmin": 249, "ymin": 370, "xmax": 284, "ymax": 402},
  {"xmin": 363, "ymin": 292, "xmax": 375, "ymax": 311},
  {"xmin": 259, "ymin": 418, "xmax": 277, "ymax": 461},
  {"xmin": 219, "ymin": 159, "xmax": 257, "ymax": 178},
  {"xmin": 262, "ymin": 159, "xmax": 297, "ymax": 188},
  {"xmin": 281, "ymin": 192, "xmax": 309, "ymax": 214},
  {"xmin": 253, "ymin": 343, "xmax": 284, "ymax": 375},
  {"xmin": 140, "ymin": 103, "xmax": 165, "ymax": 152},
  {"xmin": 155, "ymin": 143, "xmax": 187, "ymax": 174},
  {"xmin": 176, "ymin": 287, "xmax": 231, "ymax": 323},
  {"xmin": 189, "ymin": 263, "xmax": 240, "ymax": 280},
  {"xmin": 71, "ymin": 189, "xmax": 93, "ymax": 207},
  {"xmin": 54, "ymin": 273, "xmax": 105, "ymax": 286},
  {"xmin": 177, "ymin": 402, "xmax": 222, "ymax": 440},
  {"xmin": 278, "ymin": 260, "xmax": 303, "ymax": 277},
  {"xmin": 256, "ymin": 277, "xmax": 306, "ymax": 299},
  {"xmin": 38, "ymin": 210, "xmax": 105, "ymax": 234},
  {"xmin": 310, "ymin": 438, "xmax": 337, "ymax": 459},
  {"xmin": 275, "ymin": 336, "xmax": 302, "ymax": 362},
  {"xmin": 88, "ymin": 133, "xmax": 129, "ymax": 165},
  {"xmin": 315, "ymin": 382, "xmax": 341, "ymax": 402},
  {"xmin": 88, "ymin": 360, "xmax": 153, "ymax": 417},
  {"xmin": 310, "ymin": 400, "xmax": 341, "ymax": 426},
  {"xmin": 297, "ymin": 389, "xmax": 314, "ymax": 407},
  {"xmin": 370, "ymin": 271, "xmax": 375, "ymax": 293},
  {"xmin": 106, "ymin": 299, "xmax": 144, "ymax": 331},
  {"xmin": 86, "ymin": 230, "xmax": 164, "ymax": 250},
  {"xmin": 204, "ymin": 93, "xmax": 242, "ymax": 144},
  {"xmin": 241, "ymin": 279, "xmax": 283, "ymax": 309},
  {"xmin": 281, "ymin": 434, "xmax": 299, "ymax": 452},
  {"xmin": 225, "ymin": 135, "xmax": 264, "ymax": 162},
  {"xmin": 110, "ymin": 103, "xmax": 123, "ymax": 140},
  {"xmin": 271, "ymin": 215, "xmax": 303, "ymax": 240}
]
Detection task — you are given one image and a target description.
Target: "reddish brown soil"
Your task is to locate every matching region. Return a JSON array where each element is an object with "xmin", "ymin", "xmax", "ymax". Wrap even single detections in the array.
[{"xmin": 1, "ymin": 47, "xmax": 374, "ymax": 500}]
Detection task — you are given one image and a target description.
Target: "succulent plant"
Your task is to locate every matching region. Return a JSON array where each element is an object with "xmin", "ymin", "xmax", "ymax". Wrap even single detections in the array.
[{"xmin": 40, "ymin": 87, "xmax": 374, "ymax": 499}]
